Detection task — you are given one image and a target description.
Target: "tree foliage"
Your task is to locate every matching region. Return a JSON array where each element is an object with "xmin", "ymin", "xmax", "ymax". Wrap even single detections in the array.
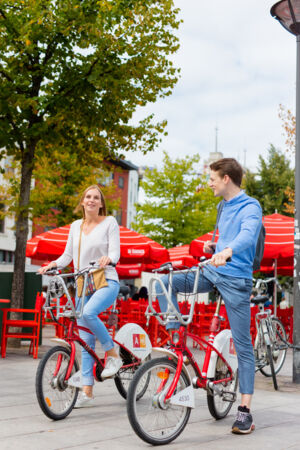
[
  {"xmin": 0, "ymin": 0, "xmax": 181, "ymax": 307},
  {"xmin": 278, "ymin": 104, "xmax": 295, "ymax": 155},
  {"xmin": 132, "ymin": 152, "xmax": 218, "ymax": 248},
  {"xmin": 244, "ymin": 145, "xmax": 294, "ymax": 216},
  {"xmin": 278, "ymin": 104, "xmax": 295, "ymax": 214}
]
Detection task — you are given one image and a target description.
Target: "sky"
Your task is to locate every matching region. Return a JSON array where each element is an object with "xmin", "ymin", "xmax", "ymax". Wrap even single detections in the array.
[{"xmin": 125, "ymin": 0, "xmax": 297, "ymax": 173}]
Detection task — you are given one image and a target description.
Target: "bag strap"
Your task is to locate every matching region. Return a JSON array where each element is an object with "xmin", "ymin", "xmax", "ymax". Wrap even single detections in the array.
[
  {"xmin": 77, "ymin": 221, "xmax": 84, "ymax": 272},
  {"xmin": 212, "ymin": 200, "xmax": 224, "ymax": 243}
]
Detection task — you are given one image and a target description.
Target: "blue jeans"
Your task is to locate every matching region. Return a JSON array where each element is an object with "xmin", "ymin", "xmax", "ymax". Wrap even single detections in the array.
[
  {"xmin": 76, "ymin": 280, "xmax": 120, "ymax": 385},
  {"xmin": 156, "ymin": 266, "xmax": 254, "ymax": 395}
]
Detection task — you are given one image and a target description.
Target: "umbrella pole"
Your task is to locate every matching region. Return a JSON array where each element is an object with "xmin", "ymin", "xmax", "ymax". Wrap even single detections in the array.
[{"xmin": 274, "ymin": 259, "xmax": 278, "ymax": 317}]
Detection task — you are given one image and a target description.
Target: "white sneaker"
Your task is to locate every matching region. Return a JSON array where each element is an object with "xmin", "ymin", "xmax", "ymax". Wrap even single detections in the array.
[
  {"xmin": 74, "ymin": 392, "xmax": 95, "ymax": 408},
  {"xmin": 101, "ymin": 357, "xmax": 123, "ymax": 379}
]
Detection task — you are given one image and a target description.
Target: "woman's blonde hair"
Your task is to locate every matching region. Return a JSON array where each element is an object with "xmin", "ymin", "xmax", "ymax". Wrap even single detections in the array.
[{"xmin": 74, "ymin": 185, "xmax": 107, "ymax": 218}]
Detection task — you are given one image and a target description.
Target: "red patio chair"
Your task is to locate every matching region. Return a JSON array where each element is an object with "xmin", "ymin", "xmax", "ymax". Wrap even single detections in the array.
[{"xmin": 1, "ymin": 293, "xmax": 44, "ymax": 359}]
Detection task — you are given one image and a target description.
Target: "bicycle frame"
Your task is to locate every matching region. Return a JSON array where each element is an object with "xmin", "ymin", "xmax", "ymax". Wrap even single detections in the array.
[
  {"xmin": 53, "ymin": 319, "xmax": 143, "ymax": 383},
  {"xmin": 42, "ymin": 266, "xmax": 152, "ymax": 385},
  {"xmin": 146, "ymin": 261, "xmax": 238, "ymax": 406},
  {"xmin": 161, "ymin": 304, "xmax": 236, "ymax": 404}
]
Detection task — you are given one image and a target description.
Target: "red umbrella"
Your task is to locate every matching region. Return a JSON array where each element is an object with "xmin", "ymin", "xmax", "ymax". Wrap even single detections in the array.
[
  {"xmin": 189, "ymin": 213, "xmax": 294, "ymax": 273},
  {"xmin": 262, "ymin": 214, "xmax": 294, "ymax": 260},
  {"xmin": 142, "ymin": 244, "xmax": 198, "ymax": 273},
  {"xmin": 189, "ymin": 231, "xmax": 216, "ymax": 259},
  {"xmin": 168, "ymin": 244, "xmax": 198, "ymax": 269},
  {"xmin": 118, "ymin": 226, "xmax": 168, "ymax": 264},
  {"xmin": 256, "ymin": 214, "xmax": 294, "ymax": 275},
  {"xmin": 115, "ymin": 263, "xmax": 143, "ymax": 279},
  {"xmin": 26, "ymin": 225, "xmax": 70, "ymax": 261},
  {"xmin": 26, "ymin": 224, "xmax": 168, "ymax": 265}
]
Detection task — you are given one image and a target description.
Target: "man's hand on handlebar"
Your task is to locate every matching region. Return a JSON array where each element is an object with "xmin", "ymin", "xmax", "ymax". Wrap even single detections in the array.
[
  {"xmin": 203, "ymin": 241, "xmax": 217, "ymax": 254},
  {"xmin": 210, "ymin": 247, "xmax": 232, "ymax": 267},
  {"xmin": 38, "ymin": 261, "xmax": 58, "ymax": 275}
]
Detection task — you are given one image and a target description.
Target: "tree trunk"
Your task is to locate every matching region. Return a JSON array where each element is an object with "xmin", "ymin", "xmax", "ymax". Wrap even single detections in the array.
[{"xmin": 9, "ymin": 144, "xmax": 35, "ymax": 347}]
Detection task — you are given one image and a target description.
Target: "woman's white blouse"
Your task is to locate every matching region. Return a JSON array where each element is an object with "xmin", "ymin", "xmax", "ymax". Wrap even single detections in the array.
[{"xmin": 54, "ymin": 216, "xmax": 120, "ymax": 282}]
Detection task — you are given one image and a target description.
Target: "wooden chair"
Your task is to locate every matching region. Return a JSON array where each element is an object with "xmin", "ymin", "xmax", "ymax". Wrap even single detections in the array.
[{"xmin": 1, "ymin": 293, "xmax": 44, "ymax": 359}]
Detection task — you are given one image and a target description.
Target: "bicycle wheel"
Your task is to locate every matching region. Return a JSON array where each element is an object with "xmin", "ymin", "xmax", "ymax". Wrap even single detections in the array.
[
  {"xmin": 207, "ymin": 356, "xmax": 238, "ymax": 419},
  {"xmin": 114, "ymin": 347, "xmax": 150, "ymax": 400},
  {"xmin": 260, "ymin": 318, "xmax": 287, "ymax": 377},
  {"xmin": 266, "ymin": 343, "xmax": 278, "ymax": 390},
  {"xmin": 127, "ymin": 357, "xmax": 191, "ymax": 445},
  {"xmin": 36, "ymin": 346, "xmax": 79, "ymax": 420}
]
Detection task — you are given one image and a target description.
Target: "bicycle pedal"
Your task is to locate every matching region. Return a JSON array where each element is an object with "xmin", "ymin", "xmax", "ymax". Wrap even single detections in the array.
[{"xmin": 222, "ymin": 391, "xmax": 237, "ymax": 402}]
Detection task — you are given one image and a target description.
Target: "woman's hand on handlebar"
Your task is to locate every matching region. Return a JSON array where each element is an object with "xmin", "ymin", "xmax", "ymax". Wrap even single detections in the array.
[
  {"xmin": 38, "ymin": 261, "xmax": 57, "ymax": 274},
  {"xmin": 97, "ymin": 256, "xmax": 112, "ymax": 268},
  {"xmin": 210, "ymin": 247, "xmax": 232, "ymax": 267}
]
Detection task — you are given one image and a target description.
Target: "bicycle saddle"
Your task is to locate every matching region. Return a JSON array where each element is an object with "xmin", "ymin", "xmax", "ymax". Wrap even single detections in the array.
[{"xmin": 251, "ymin": 294, "xmax": 270, "ymax": 305}]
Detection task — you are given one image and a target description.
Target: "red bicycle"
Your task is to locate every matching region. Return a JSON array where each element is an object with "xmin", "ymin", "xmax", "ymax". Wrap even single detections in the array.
[
  {"xmin": 127, "ymin": 258, "xmax": 238, "ymax": 445},
  {"xmin": 35, "ymin": 264, "xmax": 152, "ymax": 420}
]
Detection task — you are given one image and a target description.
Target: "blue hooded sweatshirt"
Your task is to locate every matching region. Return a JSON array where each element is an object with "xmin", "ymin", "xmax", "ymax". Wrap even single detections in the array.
[{"xmin": 212, "ymin": 191, "xmax": 262, "ymax": 280}]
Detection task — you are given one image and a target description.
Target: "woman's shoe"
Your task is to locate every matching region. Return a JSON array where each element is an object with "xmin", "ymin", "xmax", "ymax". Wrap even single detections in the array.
[
  {"xmin": 101, "ymin": 356, "xmax": 122, "ymax": 379},
  {"xmin": 74, "ymin": 392, "xmax": 95, "ymax": 408}
]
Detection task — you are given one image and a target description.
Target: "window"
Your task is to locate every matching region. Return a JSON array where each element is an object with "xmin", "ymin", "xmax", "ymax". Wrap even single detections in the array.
[
  {"xmin": 115, "ymin": 211, "xmax": 122, "ymax": 225},
  {"xmin": 0, "ymin": 250, "xmax": 14, "ymax": 263},
  {"xmin": 118, "ymin": 176, "xmax": 124, "ymax": 189}
]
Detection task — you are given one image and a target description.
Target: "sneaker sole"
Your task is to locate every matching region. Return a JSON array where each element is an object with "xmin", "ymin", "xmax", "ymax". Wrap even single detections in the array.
[
  {"xmin": 74, "ymin": 401, "xmax": 95, "ymax": 408},
  {"xmin": 232, "ymin": 424, "xmax": 255, "ymax": 434}
]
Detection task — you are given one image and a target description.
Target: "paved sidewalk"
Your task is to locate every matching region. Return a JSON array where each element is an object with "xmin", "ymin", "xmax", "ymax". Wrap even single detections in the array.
[{"xmin": 1, "ymin": 328, "xmax": 300, "ymax": 450}]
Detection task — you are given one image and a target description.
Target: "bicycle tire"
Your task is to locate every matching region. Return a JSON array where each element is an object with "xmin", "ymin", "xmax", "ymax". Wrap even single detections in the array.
[
  {"xmin": 260, "ymin": 318, "xmax": 287, "ymax": 377},
  {"xmin": 266, "ymin": 343, "xmax": 278, "ymax": 390},
  {"xmin": 114, "ymin": 347, "xmax": 150, "ymax": 400},
  {"xmin": 207, "ymin": 356, "xmax": 238, "ymax": 419},
  {"xmin": 127, "ymin": 357, "xmax": 191, "ymax": 445},
  {"xmin": 36, "ymin": 345, "xmax": 79, "ymax": 420}
]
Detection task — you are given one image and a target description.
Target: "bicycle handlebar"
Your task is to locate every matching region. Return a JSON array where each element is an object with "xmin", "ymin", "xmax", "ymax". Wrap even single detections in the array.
[
  {"xmin": 146, "ymin": 258, "xmax": 213, "ymax": 327},
  {"xmin": 254, "ymin": 277, "xmax": 282, "ymax": 291},
  {"xmin": 40, "ymin": 261, "xmax": 117, "ymax": 321}
]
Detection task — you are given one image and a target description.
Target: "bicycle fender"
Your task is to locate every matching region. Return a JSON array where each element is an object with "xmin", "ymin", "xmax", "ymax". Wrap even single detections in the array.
[
  {"xmin": 114, "ymin": 323, "xmax": 152, "ymax": 360},
  {"xmin": 152, "ymin": 347, "xmax": 193, "ymax": 385},
  {"xmin": 206, "ymin": 329, "xmax": 238, "ymax": 378},
  {"xmin": 50, "ymin": 338, "xmax": 71, "ymax": 349}
]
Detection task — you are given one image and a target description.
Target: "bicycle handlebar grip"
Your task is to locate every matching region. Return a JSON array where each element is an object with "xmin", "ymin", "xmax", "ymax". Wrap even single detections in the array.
[
  {"xmin": 156, "ymin": 263, "xmax": 173, "ymax": 273},
  {"xmin": 89, "ymin": 260, "xmax": 116, "ymax": 267}
]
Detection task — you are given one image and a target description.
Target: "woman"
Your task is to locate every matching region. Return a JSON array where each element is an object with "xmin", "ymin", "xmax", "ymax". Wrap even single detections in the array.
[{"xmin": 39, "ymin": 185, "xmax": 121, "ymax": 408}]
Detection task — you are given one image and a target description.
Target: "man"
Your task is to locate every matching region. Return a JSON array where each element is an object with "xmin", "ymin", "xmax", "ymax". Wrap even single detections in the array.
[{"xmin": 157, "ymin": 158, "xmax": 262, "ymax": 434}]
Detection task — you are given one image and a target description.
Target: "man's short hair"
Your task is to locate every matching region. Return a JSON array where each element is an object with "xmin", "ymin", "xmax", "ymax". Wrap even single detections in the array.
[{"xmin": 209, "ymin": 158, "xmax": 243, "ymax": 187}]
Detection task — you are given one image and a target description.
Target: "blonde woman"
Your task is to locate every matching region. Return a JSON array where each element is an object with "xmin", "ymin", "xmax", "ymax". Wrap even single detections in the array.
[{"xmin": 39, "ymin": 185, "xmax": 121, "ymax": 407}]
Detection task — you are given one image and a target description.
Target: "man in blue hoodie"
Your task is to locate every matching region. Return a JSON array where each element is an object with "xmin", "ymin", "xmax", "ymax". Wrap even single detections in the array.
[{"xmin": 157, "ymin": 158, "xmax": 262, "ymax": 435}]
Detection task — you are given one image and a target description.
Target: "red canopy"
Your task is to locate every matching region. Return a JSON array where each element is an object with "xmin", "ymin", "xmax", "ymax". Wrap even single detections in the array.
[
  {"xmin": 262, "ymin": 213, "xmax": 294, "ymax": 260},
  {"xmin": 168, "ymin": 244, "xmax": 198, "ymax": 269},
  {"xmin": 26, "ymin": 224, "xmax": 168, "ymax": 266},
  {"xmin": 189, "ymin": 213, "xmax": 294, "ymax": 275},
  {"xmin": 115, "ymin": 263, "xmax": 143, "ymax": 279},
  {"xmin": 118, "ymin": 226, "xmax": 168, "ymax": 264},
  {"xmin": 142, "ymin": 244, "xmax": 198, "ymax": 273}
]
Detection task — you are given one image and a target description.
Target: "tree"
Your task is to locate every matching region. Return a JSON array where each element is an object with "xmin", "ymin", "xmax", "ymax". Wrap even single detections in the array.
[
  {"xmin": 0, "ymin": 0, "xmax": 181, "ymax": 308},
  {"xmin": 244, "ymin": 145, "xmax": 294, "ymax": 216},
  {"xmin": 278, "ymin": 104, "xmax": 296, "ymax": 214},
  {"xmin": 132, "ymin": 152, "xmax": 219, "ymax": 248},
  {"xmin": 278, "ymin": 104, "xmax": 296, "ymax": 155}
]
